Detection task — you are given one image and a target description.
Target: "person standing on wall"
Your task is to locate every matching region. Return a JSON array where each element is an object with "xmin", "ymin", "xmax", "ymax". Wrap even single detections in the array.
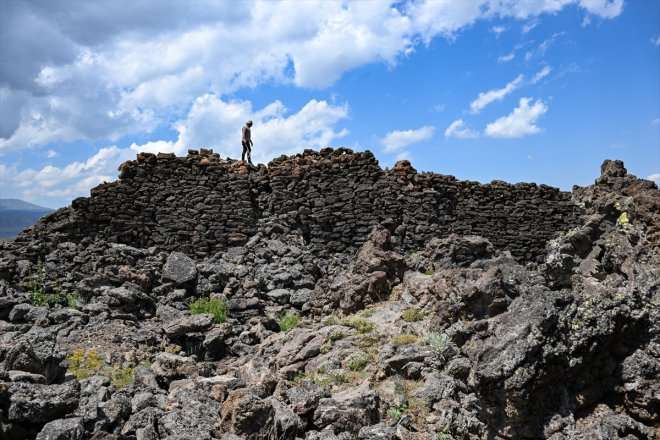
[{"xmin": 242, "ymin": 120, "xmax": 254, "ymax": 165}]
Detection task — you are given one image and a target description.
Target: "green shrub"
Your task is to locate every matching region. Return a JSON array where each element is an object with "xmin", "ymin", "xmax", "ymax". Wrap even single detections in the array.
[
  {"xmin": 426, "ymin": 331, "xmax": 450, "ymax": 359},
  {"xmin": 357, "ymin": 334, "xmax": 379, "ymax": 348},
  {"xmin": 424, "ymin": 267, "xmax": 435, "ymax": 276},
  {"xmin": 291, "ymin": 372, "xmax": 309, "ymax": 385},
  {"xmin": 278, "ymin": 313, "xmax": 301, "ymax": 332},
  {"xmin": 27, "ymin": 260, "xmax": 46, "ymax": 305},
  {"xmin": 25, "ymin": 262, "xmax": 77, "ymax": 308},
  {"xmin": 386, "ymin": 406, "xmax": 403, "ymax": 420},
  {"xmin": 68, "ymin": 349, "xmax": 104, "ymax": 380},
  {"xmin": 345, "ymin": 351, "xmax": 370, "ymax": 371},
  {"xmin": 110, "ymin": 365, "xmax": 135, "ymax": 389},
  {"xmin": 66, "ymin": 293, "xmax": 79, "ymax": 310},
  {"xmin": 320, "ymin": 341, "xmax": 332, "ymax": 354},
  {"xmin": 313, "ymin": 376, "xmax": 334, "ymax": 386},
  {"xmin": 322, "ymin": 316, "xmax": 339, "ymax": 326},
  {"xmin": 30, "ymin": 289, "xmax": 49, "ymax": 307},
  {"xmin": 329, "ymin": 370, "xmax": 348, "ymax": 383},
  {"xmin": 392, "ymin": 334, "xmax": 418, "ymax": 345},
  {"xmin": 401, "ymin": 308, "xmax": 423, "ymax": 322},
  {"xmin": 342, "ymin": 315, "xmax": 376, "ymax": 334},
  {"xmin": 189, "ymin": 297, "xmax": 227, "ymax": 323},
  {"xmin": 329, "ymin": 329, "xmax": 344, "ymax": 341}
]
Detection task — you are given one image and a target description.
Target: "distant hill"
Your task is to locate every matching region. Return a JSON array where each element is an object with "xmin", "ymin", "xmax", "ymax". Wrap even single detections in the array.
[{"xmin": 0, "ymin": 199, "xmax": 54, "ymax": 239}]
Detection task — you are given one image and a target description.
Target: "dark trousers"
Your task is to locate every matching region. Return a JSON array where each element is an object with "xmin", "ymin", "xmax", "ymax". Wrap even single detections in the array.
[{"xmin": 241, "ymin": 142, "xmax": 252, "ymax": 164}]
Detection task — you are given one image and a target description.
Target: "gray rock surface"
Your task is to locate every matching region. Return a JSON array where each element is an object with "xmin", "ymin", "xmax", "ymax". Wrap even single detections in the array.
[{"xmin": 0, "ymin": 155, "xmax": 656, "ymax": 440}]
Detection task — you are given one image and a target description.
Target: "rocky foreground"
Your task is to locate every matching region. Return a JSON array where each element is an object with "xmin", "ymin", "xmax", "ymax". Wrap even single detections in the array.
[{"xmin": 0, "ymin": 155, "xmax": 658, "ymax": 440}]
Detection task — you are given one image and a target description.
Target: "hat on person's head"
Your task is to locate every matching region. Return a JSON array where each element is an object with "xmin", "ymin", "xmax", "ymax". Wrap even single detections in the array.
[{"xmin": 246, "ymin": 120, "xmax": 253, "ymax": 125}]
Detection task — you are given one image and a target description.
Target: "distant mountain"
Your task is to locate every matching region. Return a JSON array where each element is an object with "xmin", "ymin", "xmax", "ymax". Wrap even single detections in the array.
[
  {"xmin": 0, "ymin": 199, "xmax": 54, "ymax": 239},
  {"xmin": 0, "ymin": 198, "xmax": 53, "ymax": 211}
]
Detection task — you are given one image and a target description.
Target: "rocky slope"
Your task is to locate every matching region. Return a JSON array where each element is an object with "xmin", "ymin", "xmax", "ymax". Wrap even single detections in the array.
[{"xmin": 0, "ymin": 151, "xmax": 657, "ymax": 440}]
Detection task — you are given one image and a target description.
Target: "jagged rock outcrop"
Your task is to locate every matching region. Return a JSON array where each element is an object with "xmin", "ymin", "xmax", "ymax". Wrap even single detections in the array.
[{"xmin": 0, "ymin": 152, "xmax": 657, "ymax": 440}]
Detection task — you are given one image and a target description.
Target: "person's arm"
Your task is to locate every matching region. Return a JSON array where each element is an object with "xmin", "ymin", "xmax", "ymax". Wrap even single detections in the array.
[{"xmin": 242, "ymin": 126, "xmax": 247, "ymax": 142}]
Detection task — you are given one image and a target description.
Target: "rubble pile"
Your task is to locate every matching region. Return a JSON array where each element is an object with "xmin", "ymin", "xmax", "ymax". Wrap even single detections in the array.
[{"xmin": 0, "ymin": 152, "xmax": 657, "ymax": 439}]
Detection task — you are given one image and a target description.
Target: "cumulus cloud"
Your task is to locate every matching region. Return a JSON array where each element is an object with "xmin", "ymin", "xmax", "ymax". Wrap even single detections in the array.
[
  {"xmin": 8, "ymin": 146, "xmax": 134, "ymax": 204},
  {"xmin": 444, "ymin": 119, "xmax": 479, "ymax": 139},
  {"xmin": 381, "ymin": 126, "xmax": 435, "ymax": 152},
  {"xmin": 485, "ymin": 98, "xmax": 548, "ymax": 138},
  {"xmin": 579, "ymin": 0, "xmax": 624, "ymax": 19},
  {"xmin": 647, "ymin": 173, "xmax": 660, "ymax": 185},
  {"xmin": 1, "ymin": 97, "xmax": 349, "ymax": 207},
  {"xmin": 0, "ymin": 0, "xmax": 626, "ymax": 154},
  {"xmin": 137, "ymin": 95, "xmax": 351, "ymax": 164},
  {"xmin": 470, "ymin": 75, "xmax": 524, "ymax": 114}
]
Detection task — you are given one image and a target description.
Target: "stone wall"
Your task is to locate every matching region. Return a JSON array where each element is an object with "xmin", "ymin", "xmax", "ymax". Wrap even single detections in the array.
[{"xmin": 18, "ymin": 148, "xmax": 583, "ymax": 262}]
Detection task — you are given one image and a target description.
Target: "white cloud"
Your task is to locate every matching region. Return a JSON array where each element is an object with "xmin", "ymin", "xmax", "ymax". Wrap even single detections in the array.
[
  {"xmin": 444, "ymin": 119, "xmax": 479, "ymax": 139},
  {"xmin": 492, "ymin": 26, "xmax": 506, "ymax": 36},
  {"xmin": 579, "ymin": 0, "xmax": 624, "ymax": 19},
  {"xmin": 4, "ymin": 97, "xmax": 350, "ymax": 207},
  {"xmin": 0, "ymin": 0, "xmax": 626, "ymax": 153},
  {"xmin": 470, "ymin": 75, "xmax": 524, "ymax": 114},
  {"xmin": 130, "ymin": 96, "xmax": 350, "ymax": 164},
  {"xmin": 9, "ymin": 146, "xmax": 134, "ymax": 204},
  {"xmin": 647, "ymin": 173, "xmax": 660, "ymax": 185},
  {"xmin": 432, "ymin": 104, "xmax": 445, "ymax": 113},
  {"xmin": 525, "ymin": 32, "xmax": 568, "ymax": 63},
  {"xmin": 538, "ymin": 32, "xmax": 565, "ymax": 56},
  {"xmin": 652, "ymin": 36, "xmax": 660, "ymax": 46},
  {"xmin": 381, "ymin": 126, "xmax": 435, "ymax": 152},
  {"xmin": 484, "ymin": 97, "xmax": 548, "ymax": 138},
  {"xmin": 46, "ymin": 150, "xmax": 58, "ymax": 158},
  {"xmin": 522, "ymin": 19, "xmax": 540, "ymax": 33},
  {"xmin": 498, "ymin": 52, "xmax": 515, "ymax": 63},
  {"xmin": 531, "ymin": 66, "xmax": 552, "ymax": 83}
]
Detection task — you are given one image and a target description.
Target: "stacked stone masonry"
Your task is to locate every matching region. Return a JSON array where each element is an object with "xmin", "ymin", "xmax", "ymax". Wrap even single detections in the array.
[{"xmin": 18, "ymin": 148, "xmax": 583, "ymax": 262}]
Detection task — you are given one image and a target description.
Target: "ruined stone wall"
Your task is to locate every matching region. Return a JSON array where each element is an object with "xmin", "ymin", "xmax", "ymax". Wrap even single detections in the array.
[{"xmin": 18, "ymin": 148, "xmax": 583, "ymax": 262}]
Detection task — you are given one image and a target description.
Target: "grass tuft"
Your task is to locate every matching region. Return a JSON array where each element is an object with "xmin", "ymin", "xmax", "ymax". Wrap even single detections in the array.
[
  {"xmin": 345, "ymin": 350, "xmax": 370, "ymax": 371},
  {"xmin": 392, "ymin": 334, "xmax": 418, "ymax": 345},
  {"xmin": 342, "ymin": 315, "xmax": 376, "ymax": 334},
  {"xmin": 68, "ymin": 349, "xmax": 104, "ymax": 380},
  {"xmin": 110, "ymin": 365, "xmax": 135, "ymax": 389},
  {"xmin": 189, "ymin": 297, "xmax": 227, "ymax": 323},
  {"xmin": 278, "ymin": 313, "xmax": 301, "ymax": 332},
  {"xmin": 401, "ymin": 308, "xmax": 424, "ymax": 322}
]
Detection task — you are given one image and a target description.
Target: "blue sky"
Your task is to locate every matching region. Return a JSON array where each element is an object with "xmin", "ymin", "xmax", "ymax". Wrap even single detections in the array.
[{"xmin": 1, "ymin": 0, "xmax": 658, "ymax": 209}]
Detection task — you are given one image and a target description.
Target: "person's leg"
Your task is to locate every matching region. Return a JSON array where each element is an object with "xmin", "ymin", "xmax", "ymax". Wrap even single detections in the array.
[
  {"xmin": 247, "ymin": 146, "xmax": 252, "ymax": 165},
  {"xmin": 241, "ymin": 142, "xmax": 247, "ymax": 161}
]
